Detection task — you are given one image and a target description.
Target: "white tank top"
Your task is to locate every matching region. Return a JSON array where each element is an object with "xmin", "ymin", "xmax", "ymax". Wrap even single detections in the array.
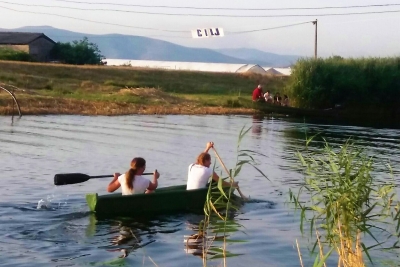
[
  {"xmin": 117, "ymin": 173, "xmax": 150, "ymax": 195},
  {"xmin": 186, "ymin": 164, "xmax": 213, "ymax": 190}
]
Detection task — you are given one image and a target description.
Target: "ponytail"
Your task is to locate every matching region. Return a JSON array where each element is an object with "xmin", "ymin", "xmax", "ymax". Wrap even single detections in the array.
[
  {"xmin": 125, "ymin": 157, "xmax": 146, "ymax": 190},
  {"xmin": 125, "ymin": 168, "xmax": 137, "ymax": 190}
]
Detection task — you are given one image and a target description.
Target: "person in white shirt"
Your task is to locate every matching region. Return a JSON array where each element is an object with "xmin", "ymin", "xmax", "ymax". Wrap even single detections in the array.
[
  {"xmin": 186, "ymin": 142, "xmax": 238, "ymax": 190},
  {"xmin": 107, "ymin": 157, "xmax": 160, "ymax": 195},
  {"xmin": 264, "ymin": 90, "xmax": 273, "ymax": 103}
]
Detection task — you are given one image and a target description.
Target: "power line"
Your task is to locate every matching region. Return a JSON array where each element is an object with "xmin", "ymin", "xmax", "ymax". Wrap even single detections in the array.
[
  {"xmin": 2, "ymin": 1, "xmax": 400, "ymax": 17},
  {"xmin": 0, "ymin": 5, "xmax": 187, "ymax": 33},
  {"xmin": 49, "ymin": 0, "xmax": 400, "ymax": 11},
  {"xmin": 228, "ymin": 21, "xmax": 314, "ymax": 34},
  {"xmin": 50, "ymin": 34, "xmax": 191, "ymax": 39},
  {"xmin": 46, "ymin": 21, "xmax": 314, "ymax": 37},
  {"xmin": 0, "ymin": 5, "xmax": 317, "ymax": 36}
]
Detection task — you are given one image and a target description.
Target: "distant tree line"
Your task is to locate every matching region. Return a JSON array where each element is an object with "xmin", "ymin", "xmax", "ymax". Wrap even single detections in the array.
[{"xmin": 0, "ymin": 37, "xmax": 104, "ymax": 65}]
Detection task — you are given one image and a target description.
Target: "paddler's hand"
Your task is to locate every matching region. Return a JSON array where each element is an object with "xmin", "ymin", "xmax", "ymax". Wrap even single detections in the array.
[
  {"xmin": 205, "ymin": 141, "xmax": 214, "ymax": 151},
  {"xmin": 114, "ymin": 172, "xmax": 121, "ymax": 178},
  {"xmin": 153, "ymin": 169, "xmax": 160, "ymax": 179}
]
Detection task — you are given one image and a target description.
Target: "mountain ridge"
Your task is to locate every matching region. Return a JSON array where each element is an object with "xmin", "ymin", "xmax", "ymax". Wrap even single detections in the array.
[{"xmin": 0, "ymin": 26, "xmax": 301, "ymax": 66}]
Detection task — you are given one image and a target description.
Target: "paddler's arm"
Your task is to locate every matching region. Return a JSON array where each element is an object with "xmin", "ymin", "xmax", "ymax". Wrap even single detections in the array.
[
  {"xmin": 147, "ymin": 170, "xmax": 160, "ymax": 190},
  {"xmin": 211, "ymin": 172, "xmax": 238, "ymax": 188},
  {"xmin": 204, "ymin": 142, "xmax": 214, "ymax": 153},
  {"xmin": 107, "ymin": 172, "xmax": 121, "ymax": 192}
]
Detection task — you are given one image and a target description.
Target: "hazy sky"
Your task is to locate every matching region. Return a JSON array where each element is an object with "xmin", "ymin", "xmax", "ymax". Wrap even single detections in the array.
[{"xmin": 1, "ymin": 0, "xmax": 400, "ymax": 57}]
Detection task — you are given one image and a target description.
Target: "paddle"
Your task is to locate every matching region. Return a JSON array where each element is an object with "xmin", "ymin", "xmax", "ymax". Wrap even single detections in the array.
[
  {"xmin": 211, "ymin": 147, "xmax": 249, "ymax": 201},
  {"xmin": 54, "ymin": 172, "xmax": 152, "ymax": 186}
]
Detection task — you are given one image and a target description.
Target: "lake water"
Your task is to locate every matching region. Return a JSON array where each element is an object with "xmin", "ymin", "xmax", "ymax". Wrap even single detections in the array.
[{"xmin": 1, "ymin": 115, "xmax": 399, "ymax": 267}]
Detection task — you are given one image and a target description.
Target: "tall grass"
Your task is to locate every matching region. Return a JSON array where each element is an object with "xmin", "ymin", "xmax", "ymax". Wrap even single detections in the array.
[
  {"xmin": 198, "ymin": 127, "xmax": 268, "ymax": 266},
  {"xmin": 287, "ymin": 57, "xmax": 400, "ymax": 111},
  {"xmin": 290, "ymin": 138, "xmax": 400, "ymax": 266}
]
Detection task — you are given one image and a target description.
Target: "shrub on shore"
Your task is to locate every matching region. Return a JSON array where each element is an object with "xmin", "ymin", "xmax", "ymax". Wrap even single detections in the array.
[{"xmin": 0, "ymin": 47, "xmax": 33, "ymax": 62}]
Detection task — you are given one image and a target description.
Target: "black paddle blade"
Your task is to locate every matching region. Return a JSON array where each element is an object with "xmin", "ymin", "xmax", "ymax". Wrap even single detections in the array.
[{"xmin": 54, "ymin": 173, "xmax": 90, "ymax": 185}]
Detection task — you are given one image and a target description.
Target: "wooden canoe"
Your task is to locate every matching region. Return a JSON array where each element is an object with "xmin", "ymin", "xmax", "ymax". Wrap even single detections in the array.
[{"xmin": 86, "ymin": 184, "xmax": 235, "ymax": 218}]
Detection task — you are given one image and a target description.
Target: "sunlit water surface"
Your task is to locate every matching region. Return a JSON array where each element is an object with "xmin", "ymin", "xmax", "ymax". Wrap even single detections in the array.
[{"xmin": 1, "ymin": 115, "xmax": 399, "ymax": 267}]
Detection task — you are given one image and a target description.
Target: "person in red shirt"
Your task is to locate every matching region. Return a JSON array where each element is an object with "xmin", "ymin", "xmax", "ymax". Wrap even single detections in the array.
[{"xmin": 252, "ymin": 84, "xmax": 264, "ymax": 102}]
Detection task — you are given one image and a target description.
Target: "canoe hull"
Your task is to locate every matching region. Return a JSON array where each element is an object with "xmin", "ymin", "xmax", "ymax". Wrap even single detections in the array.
[{"xmin": 86, "ymin": 185, "xmax": 209, "ymax": 218}]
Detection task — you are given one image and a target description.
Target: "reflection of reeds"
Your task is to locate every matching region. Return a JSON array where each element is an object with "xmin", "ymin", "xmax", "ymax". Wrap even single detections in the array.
[{"xmin": 290, "ymin": 138, "xmax": 400, "ymax": 266}]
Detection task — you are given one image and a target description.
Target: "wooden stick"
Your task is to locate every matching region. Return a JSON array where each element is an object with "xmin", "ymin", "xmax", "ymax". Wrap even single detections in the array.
[{"xmin": 211, "ymin": 147, "xmax": 248, "ymax": 201}]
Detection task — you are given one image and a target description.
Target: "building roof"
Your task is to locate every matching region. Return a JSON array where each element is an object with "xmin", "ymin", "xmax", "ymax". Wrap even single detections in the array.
[
  {"xmin": 0, "ymin": 32, "xmax": 55, "ymax": 45},
  {"xmin": 262, "ymin": 67, "xmax": 292, "ymax": 76},
  {"xmin": 236, "ymin": 64, "xmax": 266, "ymax": 74}
]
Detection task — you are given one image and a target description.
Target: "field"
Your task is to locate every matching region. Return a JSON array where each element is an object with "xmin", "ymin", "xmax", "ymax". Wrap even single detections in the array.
[{"xmin": 0, "ymin": 61, "xmax": 289, "ymax": 115}]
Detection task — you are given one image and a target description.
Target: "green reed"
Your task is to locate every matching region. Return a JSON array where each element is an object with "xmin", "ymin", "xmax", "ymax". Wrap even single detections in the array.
[
  {"xmin": 198, "ymin": 126, "xmax": 268, "ymax": 266},
  {"xmin": 289, "ymin": 138, "xmax": 400, "ymax": 266},
  {"xmin": 287, "ymin": 57, "xmax": 400, "ymax": 112}
]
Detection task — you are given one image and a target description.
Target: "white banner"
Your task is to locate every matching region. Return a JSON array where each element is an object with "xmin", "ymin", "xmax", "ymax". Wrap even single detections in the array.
[{"xmin": 191, "ymin": 28, "xmax": 224, "ymax": 38}]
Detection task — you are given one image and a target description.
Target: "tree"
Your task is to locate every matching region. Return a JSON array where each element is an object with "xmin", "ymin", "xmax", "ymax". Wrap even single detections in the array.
[{"xmin": 50, "ymin": 37, "xmax": 104, "ymax": 65}]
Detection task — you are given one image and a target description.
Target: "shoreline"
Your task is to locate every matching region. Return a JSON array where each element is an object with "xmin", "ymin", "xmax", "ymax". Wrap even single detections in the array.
[{"xmin": 0, "ymin": 94, "xmax": 258, "ymax": 116}]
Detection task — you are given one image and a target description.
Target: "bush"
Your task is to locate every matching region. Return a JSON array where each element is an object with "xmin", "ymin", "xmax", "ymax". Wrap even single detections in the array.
[
  {"xmin": 0, "ymin": 47, "xmax": 33, "ymax": 62},
  {"xmin": 50, "ymin": 37, "xmax": 104, "ymax": 65}
]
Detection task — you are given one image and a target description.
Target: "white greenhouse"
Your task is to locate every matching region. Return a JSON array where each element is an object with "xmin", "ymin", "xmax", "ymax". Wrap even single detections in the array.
[{"xmin": 103, "ymin": 59, "xmax": 291, "ymax": 76}]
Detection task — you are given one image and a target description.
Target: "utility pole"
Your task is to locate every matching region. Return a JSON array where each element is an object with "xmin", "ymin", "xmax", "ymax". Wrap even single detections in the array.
[{"xmin": 312, "ymin": 19, "xmax": 318, "ymax": 59}]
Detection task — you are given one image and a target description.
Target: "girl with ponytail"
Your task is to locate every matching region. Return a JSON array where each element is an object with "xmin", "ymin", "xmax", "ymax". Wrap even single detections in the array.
[{"xmin": 107, "ymin": 157, "xmax": 160, "ymax": 195}]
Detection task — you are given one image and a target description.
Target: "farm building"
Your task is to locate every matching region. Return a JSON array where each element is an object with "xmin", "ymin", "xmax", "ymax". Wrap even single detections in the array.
[
  {"xmin": 104, "ymin": 59, "xmax": 291, "ymax": 75},
  {"xmin": 0, "ymin": 32, "xmax": 56, "ymax": 62}
]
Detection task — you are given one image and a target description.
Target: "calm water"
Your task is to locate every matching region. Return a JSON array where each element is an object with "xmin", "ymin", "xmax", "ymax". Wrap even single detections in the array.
[{"xmin": 0, "ymin": 115, "xmax": 399, "ymax": 267}]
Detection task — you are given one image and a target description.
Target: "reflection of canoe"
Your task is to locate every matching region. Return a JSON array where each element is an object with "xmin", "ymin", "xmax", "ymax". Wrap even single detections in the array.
[{"xmin": 86, "ymin": 185, "xmax": 210, "ymax": 218}]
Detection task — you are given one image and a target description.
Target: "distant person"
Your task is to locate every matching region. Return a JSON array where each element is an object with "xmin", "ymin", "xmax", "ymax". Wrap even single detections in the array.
[
  {"xmin": 282, "ymin": 95, "xmax": 289, "ymax": 107},
  {"xmin": 264, "ymin": 90, "xmax": 273, "ymax": 103},
  {"xmin": 187, "ymin": 142, "xmax": 238, "ymax": 190},
  {"xmin": 107, "ymin": 157, "xmax": 159, "ymax": 195},
  {"xmin": 274, "ymin": 93, "xmax": 282, "ymax": 105},
  {"xmin": 252, "ymin": 84, "xmax": 264, "ymax": 102}
]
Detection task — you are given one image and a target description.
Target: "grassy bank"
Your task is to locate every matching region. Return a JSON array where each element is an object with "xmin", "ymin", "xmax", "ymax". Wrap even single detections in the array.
[{"xmin": 0, "ymin": 60, "xmax": 288, "ymax": 115}]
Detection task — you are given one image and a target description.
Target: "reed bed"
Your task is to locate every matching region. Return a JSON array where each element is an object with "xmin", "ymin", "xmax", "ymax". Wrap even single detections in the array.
[
  {"xmin": 287, "ymin": 57, "xmax": 400, "ymax": 112},
  {"xmin": 290, "ymin": 138, "xmax": 400, "ymax": 266}
]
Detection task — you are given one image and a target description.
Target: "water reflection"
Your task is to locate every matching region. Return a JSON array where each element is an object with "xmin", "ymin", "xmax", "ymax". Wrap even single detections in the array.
[
  {"xmin": 87, "ymin": 216, "xmax": 185, "ymax": 260},
  {"xmin": 184, "ymin": 213, "xmax": 245, "ymax": 260},
  {"xmin": 251, "ymin": 114, "xmax": 263, "ymax": 137},
  {"xmin": 107, "ymin": 224, "xmax": 150, "ymax": 258}
]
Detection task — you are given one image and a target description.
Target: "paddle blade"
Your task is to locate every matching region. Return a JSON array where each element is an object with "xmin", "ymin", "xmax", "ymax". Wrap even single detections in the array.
[{"xmin": 54, "ymin": 173, "xmax": 90, "ymax": 185}]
